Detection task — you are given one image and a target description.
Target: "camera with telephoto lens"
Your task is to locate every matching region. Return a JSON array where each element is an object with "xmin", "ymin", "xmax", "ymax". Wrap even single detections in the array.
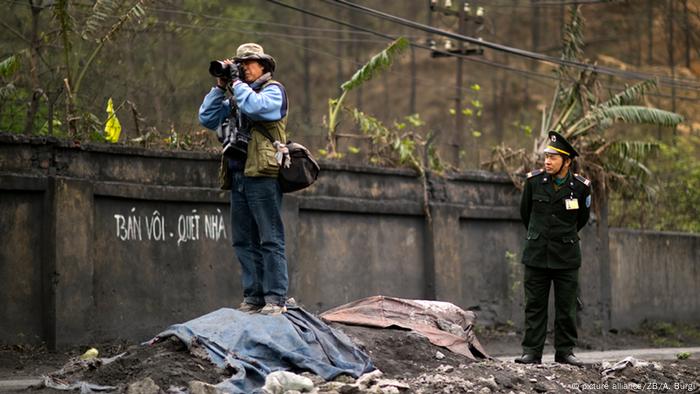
[{"xmin": 209, "ymin": 60, "xmax": 243, "ymax": 82}]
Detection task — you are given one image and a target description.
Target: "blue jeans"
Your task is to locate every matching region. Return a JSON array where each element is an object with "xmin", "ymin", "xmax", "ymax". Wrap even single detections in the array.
[{"xmin": 230, "ymin": 171, "xmax": 288, "ymax": 306}]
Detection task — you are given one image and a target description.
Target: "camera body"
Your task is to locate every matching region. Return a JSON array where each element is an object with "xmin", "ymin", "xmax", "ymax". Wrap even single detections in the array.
[
  {"xmin": 210, "ymin": 59, "xmax": 250, "ymax": 160},
  {"xmin": 217, "ymin": 109, "xmax": 252, "ymax": 161}
]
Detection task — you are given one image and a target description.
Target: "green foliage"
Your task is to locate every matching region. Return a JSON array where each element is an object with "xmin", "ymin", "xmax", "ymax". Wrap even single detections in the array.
[
  {"xmin": 326, "ymin": 38, "xmax": 409, "ymax": 157},
  {"xmin": 572, "ymin": 106, "xmax": 684, "ymax": 136},
  {"xmin": 38, "ymin": 119, "xmax": 64, "ymax": 136},
  {"xmin": 0, "ymin": 55, "xmax": 21, "ymax": 78},
  {"xmin": 349, "ymin": 109, "xmax": 443, "ymax": 223},
  {"xmin": 83, "ymin": 0, "xmax": 123, "ymax": 40},
  {"xmin": 631, "ymin": 320, "xmax": 700, "ymax": 348},
  {"xmin": 604, "ymin": 140, "xmax": 658, "ymax": 180},
  {"xmin": 0, "ymin": 83, "xmax": 16, "ymax": 101},
  {"xmin": 340, "ymin": 37, "xmax": 409, "ymax": 92},
  {"xmin": 598, "ymin": 80, "xmax": 658, "ymax": 108},
  {"xmin": 610, "ymin": 134, "xmax": 700, "ymax": 232},
  {"xmin": 350, "ymin": 108, "xmax": 446, "ymax": 173}
]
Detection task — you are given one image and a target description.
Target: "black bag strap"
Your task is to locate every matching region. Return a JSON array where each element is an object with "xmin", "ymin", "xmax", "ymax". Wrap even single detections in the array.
[{"xmin": 252, "ymin": 124, "xmax": 276, "ymax": 145}]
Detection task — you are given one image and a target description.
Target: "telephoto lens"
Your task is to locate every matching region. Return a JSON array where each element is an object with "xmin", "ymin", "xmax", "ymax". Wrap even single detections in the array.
[{"xmin": 209, "ymin": 61, "xmax": 229, "ymax": 78}]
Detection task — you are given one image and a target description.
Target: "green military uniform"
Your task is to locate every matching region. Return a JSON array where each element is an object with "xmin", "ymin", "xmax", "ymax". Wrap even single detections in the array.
[{"xmin": 518, "ymin": 131, "xmax": 591, "ymax": 363}]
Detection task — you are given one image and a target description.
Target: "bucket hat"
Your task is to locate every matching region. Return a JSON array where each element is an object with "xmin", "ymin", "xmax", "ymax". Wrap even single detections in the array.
[{"xmin": 234, "ymin": 43, "xmax": 276, "ymax": 72}]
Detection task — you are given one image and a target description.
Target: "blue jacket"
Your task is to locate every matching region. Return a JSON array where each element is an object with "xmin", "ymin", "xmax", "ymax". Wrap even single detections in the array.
[{"xmin": 198, "ymin": 81, "xmax": 286, "ymax": 129}]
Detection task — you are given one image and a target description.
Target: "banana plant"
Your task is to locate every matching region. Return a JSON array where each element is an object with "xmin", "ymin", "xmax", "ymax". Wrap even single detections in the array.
[
  {"xmin": 54, "ymin": 0, "xmax": 147, "ymax": 135},
  {"xmin": 493, "ymin": 5, "xmax": 683, "ymax": 214},
  {"xmin": 325, "ymin": 37, "xmax": 409, "ymax": 157}
]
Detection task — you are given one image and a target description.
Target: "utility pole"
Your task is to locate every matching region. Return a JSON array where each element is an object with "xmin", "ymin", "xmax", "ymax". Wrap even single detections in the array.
[
  {"xmin": 456, "ymin": 0, "xmax": 465, "ymax": 165},
  {"xmin": 428, "ymin": 0, "xmax": 484, "ymax": 167}
]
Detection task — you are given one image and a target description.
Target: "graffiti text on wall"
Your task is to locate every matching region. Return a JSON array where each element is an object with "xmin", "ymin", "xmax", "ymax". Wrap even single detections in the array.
[{"xmin": 113, "ymin": 208, "xmax": 227, "ymax": 245}]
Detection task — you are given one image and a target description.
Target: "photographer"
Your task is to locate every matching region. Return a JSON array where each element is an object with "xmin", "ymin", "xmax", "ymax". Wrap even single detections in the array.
[{"xmin": 198, "ymin": 43, "xmax": 290, "ymax": 316}]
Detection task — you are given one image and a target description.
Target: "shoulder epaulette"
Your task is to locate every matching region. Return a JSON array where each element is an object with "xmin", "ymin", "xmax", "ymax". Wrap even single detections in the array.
[
  {"xmin": 574, "ymin": 173, "xmax": 591, "ymax": 187},
  {"xmin": 526, "ymin": 169, "xmax": 544, "ymax": 179}
]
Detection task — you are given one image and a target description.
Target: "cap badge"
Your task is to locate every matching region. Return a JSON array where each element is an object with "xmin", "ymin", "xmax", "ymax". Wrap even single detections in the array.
[{"xmin": 550, "ymin": 135, "xmax": 557, "ymax": 142}]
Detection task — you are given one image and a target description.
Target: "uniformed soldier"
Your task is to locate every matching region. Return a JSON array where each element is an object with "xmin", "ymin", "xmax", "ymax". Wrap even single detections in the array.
[{"xmin": 514, "ymin": 131, "xmax": 591, "ymax": 367}]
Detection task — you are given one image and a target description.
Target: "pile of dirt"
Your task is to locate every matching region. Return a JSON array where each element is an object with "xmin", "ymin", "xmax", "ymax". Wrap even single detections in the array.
[
  {"xmin": 331, "ymin": 323, "xmax": 477, "ymax": 377},
  {"xmin": 43, "ymin": 338, "xmax": 229, "ymax": 392}
]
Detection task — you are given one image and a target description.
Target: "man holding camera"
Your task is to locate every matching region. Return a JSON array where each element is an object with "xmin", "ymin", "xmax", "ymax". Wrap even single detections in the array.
[
  {"xmin": 515, "ymin": 131, "xmax": 591, "ymax": 367},
  {"xmin": 199, "ymin": 43, "xmax": 289, "ymax": 315}
]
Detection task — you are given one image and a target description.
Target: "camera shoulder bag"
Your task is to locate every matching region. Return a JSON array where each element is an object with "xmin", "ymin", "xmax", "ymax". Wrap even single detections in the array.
[{"xmin": 253, "ymin": 125, "xmax": 320, "ymax": 193}]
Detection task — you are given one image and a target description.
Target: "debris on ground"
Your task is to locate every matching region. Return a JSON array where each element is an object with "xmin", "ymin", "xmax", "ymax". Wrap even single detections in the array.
[
  {"xmin": 601, "ymin": 356, "xmax": 662, "ymax": 378},
  {"xmin": 261, "ymin": 371, "xmax": 314, "ymax": 394}
]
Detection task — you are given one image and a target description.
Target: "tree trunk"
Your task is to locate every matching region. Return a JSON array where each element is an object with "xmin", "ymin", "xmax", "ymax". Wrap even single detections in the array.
[
  {"xmin": 531, "ymin": 0, "xmax": 540, "ymax": 53},
  {"xmin": 23, "ymin": 1, "xmax": 42, "ymax": 135},
  {"xmin": 683, "ymin": 0, "xmax": 691, "ymax": 68},
  {"xmin": 636, "ymin": 6, "xmax": 643, "ymax": 66},
  {"xmin": 667, "ymin": 0, "xmax": 677, "ymax": 118},
  {"xmin": 352, "ymin": 11, "xmax": 363, "ymax": 111},
  {"xmin": 335, "ymin": 7, "xmax": 344, "ymax": 96},
  {"xmin": 647, "ymin": 0, "xmax": 654, "ymax": 64},
  {"xmin": 410, "ymin": 46, "xmax": 416, "ymax": 115},
  {"xmin": 302, "ymin": 3, "xmax": 311, "ymax": 124}
]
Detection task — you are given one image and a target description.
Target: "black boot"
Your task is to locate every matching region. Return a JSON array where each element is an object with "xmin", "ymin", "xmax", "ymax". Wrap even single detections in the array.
[
  {"xmin": 514, "ymin": 354, "xmax": 542, "ymax": 364},
  {"xmin": 555, "ymin": 352, "xmax": 584, "ymax": 367}
]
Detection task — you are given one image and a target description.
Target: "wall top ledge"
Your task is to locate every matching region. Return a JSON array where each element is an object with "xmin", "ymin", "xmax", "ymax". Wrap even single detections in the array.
[
  {"xmin": 610, "ymin": 227, "xmax": 700, "ymax": 239},
  {"xmin": 1, "ymin": 132, "xmax": 521, "ymax": 182},
  {"xmin": 0, "ymin": 132, "xmax": 217, "ymax": 161}
]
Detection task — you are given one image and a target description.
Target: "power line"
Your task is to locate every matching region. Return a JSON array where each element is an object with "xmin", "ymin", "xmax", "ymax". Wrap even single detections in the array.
[
  {"xmin": 143, "ymin": 6, "xmax": 420, "ymax": 37},
  {"xmin": 324, "ymin": 0, "xmax": 700, "ymax": 92},
  {"xmin": 144, "ymin": 20, "xmax": 393, "ymax": 44},
  {"xmin": 265, "ymin": 0, "xmax": 700, "ymax": 103},
  {"xmin": 265, "ymin": 0, "xmax": 563, "ymax": 82},
  {"xmin": 481, "ymin": 0, "xmax": 619, "ymax": 7}
]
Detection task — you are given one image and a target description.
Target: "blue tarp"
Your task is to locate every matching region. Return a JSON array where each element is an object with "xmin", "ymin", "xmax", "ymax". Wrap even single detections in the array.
[{"xmin": 154, "ymin": 306, "xmax": 375, "ymax": 393}]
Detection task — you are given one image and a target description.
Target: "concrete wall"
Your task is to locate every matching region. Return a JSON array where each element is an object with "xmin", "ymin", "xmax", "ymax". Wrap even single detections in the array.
[
  {"xmin": 609, "ymin": 228, "xmax": 700, "ymax": 329},
  {"xmin": 0, "ymin": 133, "xmax": 695, "ymax": 348}
]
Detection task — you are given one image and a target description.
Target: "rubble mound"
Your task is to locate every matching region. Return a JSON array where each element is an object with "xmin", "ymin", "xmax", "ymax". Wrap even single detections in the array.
[
  {"xmin": 45, "ymin": 338, "xmax": 229, "ymax": 391},
  {"xmin": 332, "ymin": 323, "xmax": 475, "ymax": 377}
]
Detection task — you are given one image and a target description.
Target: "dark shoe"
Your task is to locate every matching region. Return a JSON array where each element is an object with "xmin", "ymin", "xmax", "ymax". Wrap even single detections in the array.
[
  {"xmin": 555, "ymin": 353, "xmax": 584, "ymax": 367},
  {"xmin": 238, "ymin": 302, "xmax": 263, "ymax": 313},
  {"xmin": 514, "ymin": 354, "xmax": 542, "ymax": 364}
]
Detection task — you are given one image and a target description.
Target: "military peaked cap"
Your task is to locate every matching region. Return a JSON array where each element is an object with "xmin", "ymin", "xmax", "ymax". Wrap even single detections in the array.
[{"xmin": 543, "ymin": 131, "xmax": 578, "ymax": 158}]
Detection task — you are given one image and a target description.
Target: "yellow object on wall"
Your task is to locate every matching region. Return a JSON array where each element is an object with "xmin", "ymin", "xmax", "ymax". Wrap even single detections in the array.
[{"xmin": 104, "ymin": 98, "xmax": 122, "ymax": 143}]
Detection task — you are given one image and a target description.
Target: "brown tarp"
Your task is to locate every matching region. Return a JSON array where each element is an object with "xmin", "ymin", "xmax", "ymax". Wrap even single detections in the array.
[{"xmin": 320, "ymin": 296, "xmax": 489, "ymax": 360}]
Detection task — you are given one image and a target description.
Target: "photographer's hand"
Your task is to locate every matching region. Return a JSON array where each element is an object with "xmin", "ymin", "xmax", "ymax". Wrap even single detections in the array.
[
  {"xmin": 216, "ymin": 59, "xmax": 239, "ymax": 90},
  {"xmin": 216, "ymin": 77, "xmax": 230, "ymax": 90}
]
